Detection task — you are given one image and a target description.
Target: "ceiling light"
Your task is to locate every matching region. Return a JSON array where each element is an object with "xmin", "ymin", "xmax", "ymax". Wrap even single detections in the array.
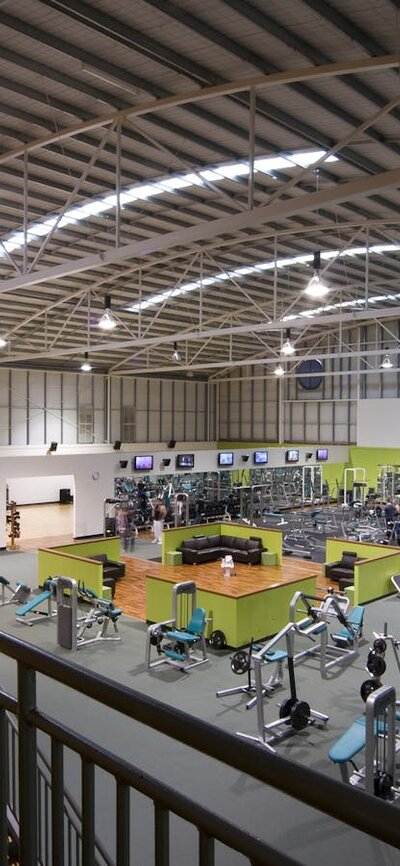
[
  {"xmin": 281, "ymin": 330, "xmax": 295, "ymax": 356},
  {"xmin": 0, "ymin": 335, "xmax": 7, "ymax": 348},
  {"xmin": 381, "ymin": 354, "xmax": 393, "ymax": 369},
  {"xmin": 81, "ymin": 352, "xmax": 92, "ymax": 372},
  {"xmin": 274, "ymin": 363, "xmax": 285, "ymax": 377},
  {"xmin": 172, "ymin": 342, "xmax": 181, "ymax": 362},
  {"xmin": 98, "ymin": 294, "xmax": 117, "ymax": 330},
  {"xmin": 304, "ymin": 251, "xmax": 329, "ymax": 299}
]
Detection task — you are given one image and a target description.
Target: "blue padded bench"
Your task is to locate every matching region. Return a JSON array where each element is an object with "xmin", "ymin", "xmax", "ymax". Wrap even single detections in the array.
[
  {"xmin": 329, "ymin": 711, "xmax": 400, "ymax": 782},
  {"xmin": 331, "ymin": 605, "xmax": 364, "ymax": 647}
]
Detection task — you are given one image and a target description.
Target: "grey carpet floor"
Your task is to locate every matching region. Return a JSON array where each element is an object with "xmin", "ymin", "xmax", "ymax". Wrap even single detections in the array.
[{"xmin": 0, "ymin": 550, "xmax": 399, "ymax": 865}]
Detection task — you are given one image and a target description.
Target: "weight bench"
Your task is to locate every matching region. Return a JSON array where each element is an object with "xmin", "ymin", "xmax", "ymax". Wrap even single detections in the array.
[
  {"xmin": 16, "ymin": 579, "xmax": 57, "ymax": 626},
  {"xmin": 331, "ymin": 605, "xmax": 365, "ymax": 648},
  {"xmin": 329, "ymin": 710, "xmax": 400, "ymax": 783},
  {"xmin": 146, "ymin": 581, "xmax": 208, "ymax": 672}
]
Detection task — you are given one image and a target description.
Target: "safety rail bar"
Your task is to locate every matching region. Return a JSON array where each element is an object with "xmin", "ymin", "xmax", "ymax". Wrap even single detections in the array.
[{"xmin": 1, "ymin": 629, "xmax": 400, "ymax": 866}]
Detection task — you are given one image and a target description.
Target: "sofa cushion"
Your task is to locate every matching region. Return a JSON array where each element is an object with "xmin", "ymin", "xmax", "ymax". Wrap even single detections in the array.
[
  {"xmin": 207, "ymin": 535, "xmax": 220, "ymax": 548},
  {"xmin": 341, "ymin": 551, "xmax": 358, "ymax": 568},
  {"xmin": 91, "ymin": 553, "xmax": 107, "ymax": 564},
  {"xmin": 234, "ymin": 537, "xmax": 248, "ymax": 550},
  {"xmin": 194, "ymin": 536, "xmax": 209, "ymax": 550},
  {"xmin": 248, "ymin": 539, "xmax": 261, "ymax": 550},
  {"xmin": 220, "ymin": 535, "xmax": 234, "ymax": 548}
]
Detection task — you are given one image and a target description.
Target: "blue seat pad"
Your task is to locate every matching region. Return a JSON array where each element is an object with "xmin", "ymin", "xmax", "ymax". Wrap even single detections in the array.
[
  {"xmin": 165, "ymin": 629, "xmax": 199, "ymax": 643},
  {"xmin": 329, "ymin": 717, "xmax": 366, "ymax": 763},
  {"xmin": 16, "ymin": 589, "xmax": 52, "ymax": 616}
]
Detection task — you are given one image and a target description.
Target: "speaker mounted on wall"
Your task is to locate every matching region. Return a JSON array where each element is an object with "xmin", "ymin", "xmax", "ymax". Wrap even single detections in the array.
[
  {"xmin": 162, "ymin": 458, "xmax": 171, "ymax": 466},
  {"xmin": 119, "ymin": 460, "xmax": 128, "ymax": 469},
  {"xmin": 242, "ymin": 454, "xmax": 249, "ymax": 462},
  {"xmin": 167, "ymin": 439, "xmax": 176, "ymax": 449},
  {"xmin": 113, "ymin": 440, "xmax": 122, "ymax": 451},
  {"xmin": 49, "ymin": 442, "xmax": 58, "ymax": 453}
]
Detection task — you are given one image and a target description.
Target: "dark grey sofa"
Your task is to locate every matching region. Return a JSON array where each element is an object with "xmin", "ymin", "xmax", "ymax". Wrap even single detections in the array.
[{"xmin": 180, "ymin": 534, "xmax": 264, "ymax": 565}]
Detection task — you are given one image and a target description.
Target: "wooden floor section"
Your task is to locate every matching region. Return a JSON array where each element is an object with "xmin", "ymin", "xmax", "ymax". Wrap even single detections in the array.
[{"xmin": 115, "ymin": 556, "xmax": 328, "ymax": 622}]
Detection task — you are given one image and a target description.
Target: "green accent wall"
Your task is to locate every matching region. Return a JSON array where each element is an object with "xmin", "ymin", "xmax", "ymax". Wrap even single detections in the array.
[
  {"xmin": 325, "ymin": 538, "xmax": 399, "ymax": 605},
  {"xmin": 348, "ymin": 447, "xmax": 400, "ymax": 491},
  {"xmin": 38, "ymin": 537, "xmax": 122, "ymax": 597},
  {"xmin": 38, "ymin": 550, "xmax": 103, "ymax": 597},
  {"xmin": 162, "ymin": 522, "xmax": 283, "ymax": 565}
]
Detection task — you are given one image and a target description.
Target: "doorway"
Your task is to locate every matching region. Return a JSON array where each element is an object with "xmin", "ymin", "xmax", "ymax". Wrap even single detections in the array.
[{"xmin": 6, "ymin": 474, "xmax": 75, "ymax": 550}]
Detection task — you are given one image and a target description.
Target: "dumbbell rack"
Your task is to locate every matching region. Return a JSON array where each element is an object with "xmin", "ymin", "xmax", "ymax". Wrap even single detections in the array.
[{"xmin": 6, "ymin": 500, "xmax": 20, "ymax": 550}]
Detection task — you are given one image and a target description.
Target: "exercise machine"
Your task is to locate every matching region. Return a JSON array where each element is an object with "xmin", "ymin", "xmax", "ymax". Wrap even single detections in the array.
[
  {"xmin": 56, "ymin": 575, "xmax": 122, "ymax": 650},
  {"xmin": 238, "ymin": 622, "xmax": 328, "ymax": 752},
  {"xmin": 16, "ymin": 578, "xmax": 57, "ymax": 626},
  {"xmin": 329, "ymin": 684, "xmax": 399, "ymax": 799},
  {"xmin": 216, "ymin": 639, "xmax": 286, "ymax": 709},
  {"xmin": 289, "ymin": 590, "xmax": 364, "ymax": 675},
  {"xmin": 0, "ymin": 575, "xmax": 30, "ymax": 606},
  {"xmin": 146, "ymin": 580, "xmax": 208, "ymax": 672}
]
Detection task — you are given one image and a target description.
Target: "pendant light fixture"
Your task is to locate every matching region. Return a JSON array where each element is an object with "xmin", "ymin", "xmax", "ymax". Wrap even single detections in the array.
[
  {"xmin": 305, "ymin": 251, "xmax": 329, "ymax": 299},
  {"xmin": 281, "ymin": 329, "xmax": 295, "ymax": 356},
  {"xmin": 274, "ymin": 363, "xmax": 284, "ymax": 377},
  {"xmin": 380, "ymin": 354, "xmax": 393, "ymax": 369},
  {"xmin": 81, "ymin": 352, "xmax": 92, "ymax": 372},
  {"xmin": 98, "ymin": 294, "xmax": 117, "ymax": 330},
  {"xmin": 172, "ymin": 341, "xmax": 181, "ymax": 362}
]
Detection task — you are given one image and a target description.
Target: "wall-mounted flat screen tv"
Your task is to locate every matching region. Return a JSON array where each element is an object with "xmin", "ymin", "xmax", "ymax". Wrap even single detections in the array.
[
  {"xmin": 176, "ymin": 453, "xmax": 194, "ymax": 469},
  {"xmin": 254, "ymin": 450, "xmax": 268, "ymax": 465},
  {"xmin": 218, "ymin": 452, "xmax": 234, "ymax": 467},
  {"xmin": 133, "ymin": 455, "xmax": 153, "ymax": 471},
  {"xmin": 286, "ymin": 449, "xmax": 299, "ymax": 463},
  {"xmin": 316, "ymin": 448, "xmax": 329, "ymax": 461}
]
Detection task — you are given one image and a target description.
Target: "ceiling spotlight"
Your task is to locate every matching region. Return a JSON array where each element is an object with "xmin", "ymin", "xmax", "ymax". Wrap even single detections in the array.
[
  {"xmin": 172, "ymin": 341, "xmax": 181, "ymax": 362},
  {"xmin": 304, "ymin": 251, "xmax": 329, "ymax": 299},
  {"xmin": 80, "ymin": 352, "xmax": 92, "ymax": 372},
  {"xmin": 381, "ymin": 354, "xmax": 393, "ymax": 369},
  {"xmin": 98, "ymin": 294, "xmax": 117, "ymax": 330},
  {"xmin": 0, "ymin": 335, "xmax": 7, "ymax": 348},
  {"xmin": 274, "ymin": 363, "xmax": 285, "ymax": 377},
  {"xmin": 281, "ymin": 329, "xmax": 295, "ymax": 356}
]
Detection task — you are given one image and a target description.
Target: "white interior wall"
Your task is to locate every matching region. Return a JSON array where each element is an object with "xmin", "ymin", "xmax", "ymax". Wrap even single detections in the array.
[
  {"xmin": 7, "ymin": 475, "xmax": 75, "ymax": 505},
  {"xmin": 357, "ymin": 399, "xmax": 400, "ymax": 447},
  {"xmin": 0, "ymin": 442, "xmax": 348, "ymax": 548}
]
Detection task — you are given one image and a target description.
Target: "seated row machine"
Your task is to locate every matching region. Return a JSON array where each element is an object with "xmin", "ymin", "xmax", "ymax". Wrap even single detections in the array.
[
  {"xmin": 56, "ymin": 575, "xmax": 122, "ymax": 650},
  {"xmin": 146, "ymin": 580, "xmax": 208, "ymax": 672}
]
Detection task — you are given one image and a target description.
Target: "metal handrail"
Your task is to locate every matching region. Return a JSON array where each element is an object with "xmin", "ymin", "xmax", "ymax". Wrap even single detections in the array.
[{"xmin": 1, "ymin": 629, "xmax": 400, "ymax": 864}]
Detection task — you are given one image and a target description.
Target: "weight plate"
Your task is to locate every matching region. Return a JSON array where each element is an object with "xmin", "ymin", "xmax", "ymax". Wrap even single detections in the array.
[
  {"xmin": 360, "ymin": 678, "xmax": 381, "ymax": 702},
  {"xmin": 279, "ymin": 696, "xmax": 297, "ymax": 724},
  {"xmin": 366, "ymin": 653, "xmax": 386, "ymax": 677},
  {"xmin": 231, "ymin": 651, "xmax": 250, "ymax": 675},
  {"xmin": 290, "ymin": 700, "xmax": 311, "ymax": 731},
  {"xmin": 209, "ymin": 630, "xmax": 227, "ymax": 649},
  {"xmin": 374, "ymin": 771, "xmax": 393, "ymax": 800},
  {"xmin": 373, "ymin": 638, "xmax": 387, "ymax": 654}
]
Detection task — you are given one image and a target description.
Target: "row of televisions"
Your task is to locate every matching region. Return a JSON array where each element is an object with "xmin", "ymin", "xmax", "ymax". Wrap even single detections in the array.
[{"xmin": 130, "ymin": 449, "xmax": 329, "ymax": 472}]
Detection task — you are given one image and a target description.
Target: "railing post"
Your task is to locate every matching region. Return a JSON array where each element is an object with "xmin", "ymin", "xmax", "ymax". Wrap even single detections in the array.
[
  {"xmin": 0, "ymin": 708, "xmax": 8, "ymax": 866},
  {"xmin": 51, "ymin": 739, "xmax": 64, "ymax": 866},
  {"xmin": 199, "ymin": 830, "xmax": 214, "ymax": 866},
  {"xmin": 18, "ymin": 663, "xmax": 38, "ymax": 866},
  {"xmin": 116, "ymin": 781, "xmax": 130, "ymax": 866},
  {"xmin": 81, "ymin": 759, "xmax": 95, "ymax": 866},
  {"xmin": 154, "ymin": 803, "xmax": 169, "ymax": 866}
]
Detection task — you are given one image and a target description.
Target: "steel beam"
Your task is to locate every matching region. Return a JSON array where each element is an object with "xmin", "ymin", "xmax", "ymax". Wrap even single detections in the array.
[
  {"xmin": 0, "ymin": 54, "xmax": 397, "ymax": 166},
  {"xmin": 2, "ymin": 166, "xmax": 400, "ymax": 293}
]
